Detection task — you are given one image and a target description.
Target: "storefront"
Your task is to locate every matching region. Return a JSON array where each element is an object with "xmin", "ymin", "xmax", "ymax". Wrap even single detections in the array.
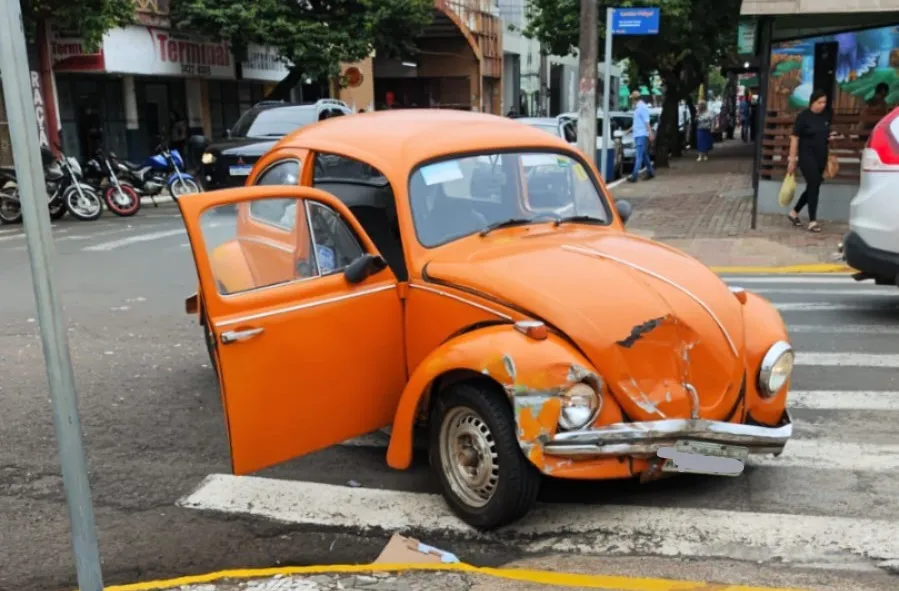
[{"xmin": 48, "ymin": 23, "xmax": 292, "ymax": 162}]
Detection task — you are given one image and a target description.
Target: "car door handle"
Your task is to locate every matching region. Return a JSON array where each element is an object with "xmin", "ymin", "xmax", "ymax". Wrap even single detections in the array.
[{"xmin": 220, "ymin": 327, "xmax": 264, "ymax": 344}]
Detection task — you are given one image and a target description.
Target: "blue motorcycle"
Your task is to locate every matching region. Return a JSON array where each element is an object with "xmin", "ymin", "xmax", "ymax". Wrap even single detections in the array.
[{"xmin": 113, "ymin": 140, "xmax": 201, "ymax": 204}]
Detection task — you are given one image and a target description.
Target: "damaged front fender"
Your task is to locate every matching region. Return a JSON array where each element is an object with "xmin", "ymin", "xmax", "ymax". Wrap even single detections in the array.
[{"xmin": 385, "ymin": 325, "xmax": 603, "ymax": 472}]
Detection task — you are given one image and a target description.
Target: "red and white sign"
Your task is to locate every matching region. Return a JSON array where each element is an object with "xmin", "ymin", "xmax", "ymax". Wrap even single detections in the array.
[
  {"xmin": 49, "ymin": 29, "xmax": 105, "ymax": 72},
  {"xmin": 104, "ymin": 26, "xmax": 235, "ymax": 79}
]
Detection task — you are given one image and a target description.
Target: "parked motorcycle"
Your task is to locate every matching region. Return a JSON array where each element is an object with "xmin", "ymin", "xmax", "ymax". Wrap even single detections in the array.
[
  {"xmin": 83, "ymin": 147, "xmax": 141, "ymax": 217},
  {"xmin": 0, "ymin": 146, "xmax": 70, "ymax": 224},
  {"xmin": 114, "ymin": 140, "xmax": 201, "ymax": 203},
  {"xmin": 55, "ymin": 145, "xmax": 103, "ymax": 221}
]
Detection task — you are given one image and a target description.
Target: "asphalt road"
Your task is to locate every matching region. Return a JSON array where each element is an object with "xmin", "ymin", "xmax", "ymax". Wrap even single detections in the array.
[{"xmin": 1, "ymin": 209, "xmax": 898, "ymax": 590}]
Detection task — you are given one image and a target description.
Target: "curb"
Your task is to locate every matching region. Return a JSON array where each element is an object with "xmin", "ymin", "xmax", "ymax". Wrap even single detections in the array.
[
  {"xmin": 710, "ymin": 263, "xmax": 852, "ymax": 274},
  {"xmin": 95, "ymin": 562, "xmax": 810, "ymax": 591}
]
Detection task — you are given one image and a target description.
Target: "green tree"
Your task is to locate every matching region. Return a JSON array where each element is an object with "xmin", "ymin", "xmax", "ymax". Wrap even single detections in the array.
[
  {"xmin": 26, "ymin": 0, "xmax": 135, "ymax": 50},
  {"xmin": 523, "ymin": 0, "xmax": 741, "ymax": 165},
  {"xmin": 174, "ymin": 0, "xmax": 435, "ymax": 100}
]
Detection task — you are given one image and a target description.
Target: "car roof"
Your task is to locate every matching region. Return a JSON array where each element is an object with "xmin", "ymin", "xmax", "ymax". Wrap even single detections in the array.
[
  {"xmin": 272, "ymin": 109, "xmax": 577, "ymax": 178},
  {"xmin": 515, "ymin": 117, "xmax": 561, "ymax": 125}
]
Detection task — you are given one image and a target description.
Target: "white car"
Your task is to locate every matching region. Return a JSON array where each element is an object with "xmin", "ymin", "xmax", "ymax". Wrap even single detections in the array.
[{"xmin": 845, "ymin": 106, "xmax": 899, "ymax": 286}]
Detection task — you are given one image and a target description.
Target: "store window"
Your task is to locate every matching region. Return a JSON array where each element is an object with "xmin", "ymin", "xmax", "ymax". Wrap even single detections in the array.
[
  {"xmin": 208, "ymin": 81, "xmax": 268, "ymax": 140},
  {"xmin": 56, "ymin": 75, "xmax": 127, "ymax": 163}
]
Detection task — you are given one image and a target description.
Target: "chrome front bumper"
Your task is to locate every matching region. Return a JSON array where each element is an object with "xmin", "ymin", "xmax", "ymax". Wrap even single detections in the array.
[{"xmin": 542, "ymin": 411, "xmax": 793, "ymax": 457}]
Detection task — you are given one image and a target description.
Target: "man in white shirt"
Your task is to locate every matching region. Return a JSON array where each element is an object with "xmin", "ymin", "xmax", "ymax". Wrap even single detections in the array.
[{"xmin": 627, "ymin": 90, "xmax": 655, "ymax": 183}]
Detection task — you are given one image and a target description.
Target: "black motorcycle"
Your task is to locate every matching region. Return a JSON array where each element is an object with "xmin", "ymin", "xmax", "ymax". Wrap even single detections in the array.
[
  {"xmin": 0, "ymin": 146, "xmax": 69, "ymax": 224},
  {"xmin": 54, "ymin": 145, "xmax": 103, "ymax": 221},
  {"xmin": 83, "ymin": 148, "xmax": 141, "ymax": 217}
]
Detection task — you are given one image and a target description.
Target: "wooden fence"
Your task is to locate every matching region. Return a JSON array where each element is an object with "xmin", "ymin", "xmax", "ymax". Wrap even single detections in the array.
[{"xmin": 759, "ymin": 110, "xmax": 884, "ymax": 184}]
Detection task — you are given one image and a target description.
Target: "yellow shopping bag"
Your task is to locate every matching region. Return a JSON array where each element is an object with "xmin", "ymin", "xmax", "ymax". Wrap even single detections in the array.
[{"xmin": 778, "ymin": 173, "xmax": 796, "ymax": 208}]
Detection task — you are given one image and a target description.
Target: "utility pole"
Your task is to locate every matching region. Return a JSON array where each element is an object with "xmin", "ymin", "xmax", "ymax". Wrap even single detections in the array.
[
  {"xmin": 576, "ymin": 0, "xmax": 598, "ymax": 171},
  {"xmin": 0, "ymin": 1, "xmax": 104, "ymax": 590}
]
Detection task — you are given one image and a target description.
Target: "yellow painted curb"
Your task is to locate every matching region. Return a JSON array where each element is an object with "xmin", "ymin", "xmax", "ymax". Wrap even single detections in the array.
[
  {"xmin": 93, "ymin": 562, "xmax": 810, "ymax": 591},
  {"xmin": 710, "ymin": 263, "xmax": 852, "ymax": 274}
]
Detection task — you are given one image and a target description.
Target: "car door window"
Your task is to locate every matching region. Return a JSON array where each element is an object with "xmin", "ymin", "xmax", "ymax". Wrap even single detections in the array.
[
  {"xmin": 307, "ymin": 202, "xmax": 364, "ymax": 275},
  {"xmin": 250, "ymin": 160, "xmax": 301, "ymax": 229}
]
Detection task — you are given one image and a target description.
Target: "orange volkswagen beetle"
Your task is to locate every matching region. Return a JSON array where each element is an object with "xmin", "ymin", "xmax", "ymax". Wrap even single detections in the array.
[{"xmin": 179, "ymin": 110, "xmax": 794, "ymax": 530}]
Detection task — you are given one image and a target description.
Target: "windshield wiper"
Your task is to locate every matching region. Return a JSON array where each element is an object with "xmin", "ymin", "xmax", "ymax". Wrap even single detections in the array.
[
  {"xmin": 479, "ymin": 218, "xmax": 533, "ymax": 236},
  {"xmin": 554, "ymin": 215, "xmax": 605, "ymax": 226}
]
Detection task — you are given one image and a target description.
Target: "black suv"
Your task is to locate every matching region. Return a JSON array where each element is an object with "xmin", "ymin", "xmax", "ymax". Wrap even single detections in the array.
[{"xmin": 201, "ymin": 99, "xmax": 353, "ymax": 190}]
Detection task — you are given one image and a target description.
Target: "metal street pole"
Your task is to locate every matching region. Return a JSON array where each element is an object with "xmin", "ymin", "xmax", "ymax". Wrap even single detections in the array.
[
  {"xmin": 0, "ymin": 2, "xmax": 104, "ymax": 590},
  {"xmin": 600, "ymin": 7, "xmax": 614, "ymax": 182},
  {"xmin": 575, "ymin": 0, "xmax": 598, "ymax": 173}
]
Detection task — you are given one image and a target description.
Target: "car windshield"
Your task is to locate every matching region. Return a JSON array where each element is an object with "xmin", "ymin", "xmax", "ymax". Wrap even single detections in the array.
[
  {"xmin": 528, "ymin": 123, "xmax": 561, "ymax": 137},
  {"xmin": 409, "ymin": 151, "xmax": 611, "ymax": 247},
  {"xmin": 230, "ymin": 106, "xmax": 317, "ymax": 138}
]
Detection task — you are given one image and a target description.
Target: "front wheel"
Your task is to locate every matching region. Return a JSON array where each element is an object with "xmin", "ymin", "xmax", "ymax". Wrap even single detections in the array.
[
  {"xmin": 428, "ymin": 382, "xmax": 541, "ymax": 530},
  {"xmin": 168, "ymin": 177, "xmax": 201, "ymax": 200},
  {"xmin": 0, "ymin": 192, "xmax": 22, "ymax": 224},
  {"xmin": 64, "ymin": 185, "xmax": 103, "ymax": 221},
  {"xmin": 104, "ymin": 183, "xmax": 141, "ymax": 217}
]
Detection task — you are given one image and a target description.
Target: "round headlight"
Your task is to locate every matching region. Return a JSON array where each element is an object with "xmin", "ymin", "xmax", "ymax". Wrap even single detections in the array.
[
  {"xmin": 758, "ymin": 341, "xmax": 794, "ymax": 398},
  {"xmin": 558, "ymin": 382, "xmax": 601, "ymax": 431},
  {"xmin": 201, "ymin": 152, "xmax": 216, "ymax": 165}
]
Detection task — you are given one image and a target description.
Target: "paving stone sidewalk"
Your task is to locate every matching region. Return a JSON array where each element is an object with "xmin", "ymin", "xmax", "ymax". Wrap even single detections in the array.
[{"xmin": 613, "ymin": 139, "xmax": 848, "ymax": 268}]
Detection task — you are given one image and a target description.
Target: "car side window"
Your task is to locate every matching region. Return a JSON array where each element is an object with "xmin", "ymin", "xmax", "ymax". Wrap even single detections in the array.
[
  {"xmin": 307, "ymin": 202, "xmax": 364, "ymax": 275},
  {"xmin": 250, "ymin": 160, "xmax": 301, "ymax": 229}
]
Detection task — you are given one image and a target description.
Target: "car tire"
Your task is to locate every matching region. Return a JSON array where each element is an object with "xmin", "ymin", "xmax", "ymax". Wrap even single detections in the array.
[{"xmin": 428, "ymin": 381, "xmax": 541, "ymax": 530}]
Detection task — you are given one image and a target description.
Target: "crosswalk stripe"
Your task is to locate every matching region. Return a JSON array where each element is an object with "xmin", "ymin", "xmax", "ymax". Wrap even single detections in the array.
[
  {"xmin": 796, "ymin": 352, "xmax": 899, "ymax": 368},
  {"xmin": 750, "ymin": 288, "xmax": 897, "ymax": 296},
  {"xmin": 775, "ymin": 302, "xmax": 897, "ymax": 311},
  {"xmin": 83, "ymin": 228, "xmax": 186, "ymax": 251},
  {"xmin": 787, "ymin": 324, "xmax": 899, "ymax": 335},
  {"xmin": 790, "ymin": 390, "xmax": 899, "ymax": 411},
  {"xmin": 178, "ymin": 474, "xmax": 898, "ymax": 570},
  {"xmin": 722, "ymin": 276, "xmax": 857, "ymax": 285}
]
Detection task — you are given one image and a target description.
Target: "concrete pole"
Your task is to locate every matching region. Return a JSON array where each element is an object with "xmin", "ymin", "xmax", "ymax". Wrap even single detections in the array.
[
  {"xmin": 600, "ymin": 7, "xmax": 614, "ymax": 182},
  {"xmin": 576, "ymin": 0, "xmax": 598, "ymax": 171},
  {"xmin": 0, "ymin": 2, "xmax": 104, "ymax": 590}
]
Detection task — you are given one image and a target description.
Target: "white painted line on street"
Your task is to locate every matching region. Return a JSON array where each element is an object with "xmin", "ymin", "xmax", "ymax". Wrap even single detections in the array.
[
  {"xmin": 750, "ymin": 288, "xmax": 898, "ymax": 297},
  {"xmin": 83, "ymin": 228, "xmax": 185, "ymax": 251},
  {"xmin": 789, "ymin": 390, "xmax": 899, "ymax": 411},
  {"xmin": 753, "ymin": 440, "xmax": 899, "ymax": 472},
  {"xmin": 179, "ymin": 474, "xmax": 899, "ymax": 567},
  {"xmin": 787, "ymin": 324, "xmax": 899, "ymax": 335},
  {"xmin": 606, "ymin": 176, "xmax": 628, "ymax": 190},
  {"xmin": 796, "ymin": 352, "xmax": 899, "ymax": 368},
  {"xmin": 775, "ymin": 302, "xmax": 896, "ymax": 312},
  {"xmin": 723, "ymin": 277, "xmax": 857, "ymax": 285}
]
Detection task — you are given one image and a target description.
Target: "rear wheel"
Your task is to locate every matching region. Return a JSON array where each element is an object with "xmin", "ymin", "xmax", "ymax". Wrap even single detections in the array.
[
  {"xmin": 64, "ymin": 185, "xmax": 103, "ymax": 221},
  {"xmin": 429, "ymin": 381, "xmax": 541, "ymax": 530}
]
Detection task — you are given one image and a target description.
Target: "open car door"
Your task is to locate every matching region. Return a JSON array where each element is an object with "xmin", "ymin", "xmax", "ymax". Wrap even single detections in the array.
[{"xmin": 177, "ymin": 185, "xmax": 406, "ymax": 474}]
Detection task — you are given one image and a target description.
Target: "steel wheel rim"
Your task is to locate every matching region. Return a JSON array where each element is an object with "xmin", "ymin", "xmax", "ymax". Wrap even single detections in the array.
[
  {"xmin": 439, "ymin": 406, "xmax": 500, "ymax": 508},
  {"xmin": 73, "ymin": 191, "xmax": 100, "ymax": 216},
  {"xmin": 172, "ymin": 180, "xmax": 198, "ymax": 197}
]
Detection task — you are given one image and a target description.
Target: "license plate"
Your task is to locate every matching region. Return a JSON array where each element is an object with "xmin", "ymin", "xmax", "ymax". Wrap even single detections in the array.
[
  {"xmin": 658, "ymin": 440, "xmax": 748, "ymax": 477},
  {"xmin": 229, "ymin": 165, "xmax": 252, "ymax": 176}
]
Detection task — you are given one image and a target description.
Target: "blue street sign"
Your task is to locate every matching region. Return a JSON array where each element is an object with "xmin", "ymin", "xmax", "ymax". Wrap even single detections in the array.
[{"xmin": 611, "ymin": 7, "xmax": 660, "ymax": 35}]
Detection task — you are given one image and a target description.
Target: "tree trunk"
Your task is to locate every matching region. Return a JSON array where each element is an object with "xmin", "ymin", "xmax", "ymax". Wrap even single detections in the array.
[
  {"xmin": 654, "ymin": 90, "xmax": 680, "ymax": 168},
  {"xmin": 264, "ymin": 68, "xmax": 306, "ymax": 101}
]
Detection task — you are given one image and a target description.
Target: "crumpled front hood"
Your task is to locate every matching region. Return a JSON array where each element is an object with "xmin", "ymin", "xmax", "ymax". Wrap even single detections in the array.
[{"xmin": 424, "ymin": 229, "xmax": 746, "ymax": 422}]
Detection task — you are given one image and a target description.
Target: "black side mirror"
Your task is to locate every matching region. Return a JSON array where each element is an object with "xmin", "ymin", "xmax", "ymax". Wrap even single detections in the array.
[
  {"xmin": 344, "ymin": 253, "xmax": 388, "ymax": 284},
  {"xmin": 616, "ymin": 199, "xmax": 633, "ymax": 225}
]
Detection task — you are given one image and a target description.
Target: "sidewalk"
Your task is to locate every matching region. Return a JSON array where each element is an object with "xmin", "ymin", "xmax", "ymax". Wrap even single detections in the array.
[{"xmin": 613, "ymin": 139, "xmax": 848, "ymax": 270}]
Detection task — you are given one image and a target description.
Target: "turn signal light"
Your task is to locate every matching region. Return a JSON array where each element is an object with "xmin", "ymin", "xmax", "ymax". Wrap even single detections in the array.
[{"xmin": 515, "ymin": 320, "xmax": 548, "ymax": 340}]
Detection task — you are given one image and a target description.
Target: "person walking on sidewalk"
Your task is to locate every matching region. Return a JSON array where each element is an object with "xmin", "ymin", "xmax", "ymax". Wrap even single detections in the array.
[
  {"xmin": 739, "ymin": 92, "xmax": 752, "ymax": 143},
  {"xmin": 787, "ymin": 89, "xmax": 832, "ymax": 233},
  {"xmin": 695, "ymin": 101, "xmax": 715, "ymax": 161},
  {"xmin": 626, "ymin": 90, "xmax": 655, "ymax": 183}
]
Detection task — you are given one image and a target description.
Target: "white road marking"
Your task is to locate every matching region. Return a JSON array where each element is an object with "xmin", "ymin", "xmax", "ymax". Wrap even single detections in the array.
[
  {"xmin": 749, "ymin": 288, "xmax": 898, "ymax": 296},
  {"xmin": 775, "ymin": 302, "xmax": 896, "ymax": 312},
  {"xmin": 179, "ymin": 475, "xmax": 899, "ymax": 568},
  {"xmin": 789, "ymin": 390, "xmax": 899, "ymax": 411},
  {"xmin": 787, "ymin": 324, "xmax": 899, "ymax": 335},
  {"xmin": 722, "ymin": 276, "xmax": 857, "ymax": 285},
  {"xmin": 751, "ymin": 440, "xmax": 899, "ymax": 472},
  {"xmin": 82, "ymin": 228, "xmax": 186, "ymax": 251},
  {"xmin": 796, "ymin": 352, "xmax": 899, "ymax": 368}
]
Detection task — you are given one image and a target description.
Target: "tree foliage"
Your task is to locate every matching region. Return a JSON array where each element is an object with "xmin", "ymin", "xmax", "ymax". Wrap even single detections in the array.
[
  {"xmin": 26, "ymin": 0, "xmax": 135, "ymax": 50},
  {"xmin": 523, "ymin": 0, "xmax": 742, "ymax": 164},
  {"xmin": 174, "ymin": 0, "xmax": 434, "ymax": 91}
]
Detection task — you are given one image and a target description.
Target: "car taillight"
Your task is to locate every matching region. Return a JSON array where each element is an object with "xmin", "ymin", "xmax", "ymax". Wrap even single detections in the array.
[{"xmin": 863, "ymin": 107, "xmax": 899, "ymax": 172}]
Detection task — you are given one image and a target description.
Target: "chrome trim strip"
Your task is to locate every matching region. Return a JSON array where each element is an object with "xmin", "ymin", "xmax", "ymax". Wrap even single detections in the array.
[
  {"xmin": 215, "ymin": 284, "xmax": 397, "ymax": 327},
  {"xmin": 561, "ymin": 244, "xmax": 739, "ymax": 357},
  {"xmin": 543, "ymin": 411, "xmax": 793, "ymax": 458},
  {"xmin": 410, "ymin": 284, "xmax": 513, "ymax": 320}
]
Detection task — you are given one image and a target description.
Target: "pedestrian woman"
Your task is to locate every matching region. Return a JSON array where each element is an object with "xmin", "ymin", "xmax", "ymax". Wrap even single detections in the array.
[
  {"xmin": 695, "ymin": 100, "xmax": 715, "ymax": 161},
  {"xmin": 787, "ymin": 89, "xmax": 832, "ymax": 233}
]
